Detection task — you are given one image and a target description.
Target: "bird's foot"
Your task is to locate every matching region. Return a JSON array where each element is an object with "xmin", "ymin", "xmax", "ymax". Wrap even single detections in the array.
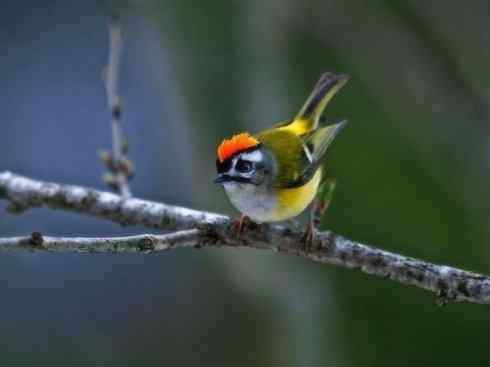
[
  {"xmin": 231, "ymin": 215, "xmax": 251, "ymax": 239},
  {"xmin": 300, "ymin": 178, "xmax": 336, "ymax": 250},
  {"xmin": 301, "ymin": 222, "xmax": 317, "ymax": 250}
]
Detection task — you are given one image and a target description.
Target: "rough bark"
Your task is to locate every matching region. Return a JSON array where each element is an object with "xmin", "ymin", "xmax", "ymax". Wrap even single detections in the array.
[{"xmin": 1, "ymin": 170, "xmax": 490, "ymax": 305}]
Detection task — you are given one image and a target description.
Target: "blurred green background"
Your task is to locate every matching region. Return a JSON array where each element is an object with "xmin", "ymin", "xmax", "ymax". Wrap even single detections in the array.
[{"xmin": 1, "ymin": 0, "xmax": 490, "ymax": 365}]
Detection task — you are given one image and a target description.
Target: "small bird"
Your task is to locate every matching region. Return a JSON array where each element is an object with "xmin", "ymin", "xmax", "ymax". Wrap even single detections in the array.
[{"xmin": 215, "ymin": 72, "xmax": 348, "ymax": 238}]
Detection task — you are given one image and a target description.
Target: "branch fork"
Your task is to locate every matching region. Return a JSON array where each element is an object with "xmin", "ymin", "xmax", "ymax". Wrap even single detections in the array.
[{"xmin": 1, "ymin": 170, "xmax": 490, "ymax": 305}]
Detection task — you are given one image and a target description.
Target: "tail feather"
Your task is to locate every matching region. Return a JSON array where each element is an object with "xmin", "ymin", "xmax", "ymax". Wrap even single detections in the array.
[{"xmin": 294, "ymin": 72, "xmax": 349, "ymax": 132}]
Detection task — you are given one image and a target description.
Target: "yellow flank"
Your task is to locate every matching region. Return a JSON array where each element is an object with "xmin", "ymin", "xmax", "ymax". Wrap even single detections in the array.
[
  {"xmin": 274, "ymin": 169, "xmax": 322, "ymax": 221},
  {"xmin": 278, "ymin": 118, "xmax": 312, "ymax": 136}
]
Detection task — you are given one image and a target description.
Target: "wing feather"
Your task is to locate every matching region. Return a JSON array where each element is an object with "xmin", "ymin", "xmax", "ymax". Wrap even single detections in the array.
[
  {"xmin": 255, "ymin": 120, "xmax": 346, "ymax": 189},
  {"xmin": 289, "ymin": 120, "xmax": 347, "ymax": 188}
]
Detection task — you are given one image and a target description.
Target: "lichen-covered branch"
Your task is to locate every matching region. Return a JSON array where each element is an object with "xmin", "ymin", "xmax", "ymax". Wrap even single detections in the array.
[
  {"xmin": 0, "ymin": 171, "xmax": 225, "ymax": 229},
  {"xmin": 0, "ymin": 230, "xmax": 200, "ymax": 253},
  {"xmin": 1, "ymin": 170, "xmax": 490, "ymax": 305}
]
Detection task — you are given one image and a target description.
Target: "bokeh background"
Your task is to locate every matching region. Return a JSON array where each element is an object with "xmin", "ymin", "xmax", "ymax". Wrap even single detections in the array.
[{"xmin": 1, "ymin": 0, "xmax": 490, "ymax": 365}]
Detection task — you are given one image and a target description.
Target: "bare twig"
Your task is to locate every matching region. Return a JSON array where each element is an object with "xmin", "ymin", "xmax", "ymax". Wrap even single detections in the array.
[
  {"xmin": 101, "ymin": 14, "xmax": 133, "ymax": 198},
  {"xmin": 1, "ymin": 171, "xmax": 490, "ymax": 305},
  {"xmin": 0, "ymin": 230, "xmax": 200, "ymax": 253}
]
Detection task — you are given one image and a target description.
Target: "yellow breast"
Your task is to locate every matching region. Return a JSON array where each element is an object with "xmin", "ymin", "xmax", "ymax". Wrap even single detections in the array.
[{"xmin": 274, "ymin": 169, "xmax": 322, "ymax": 221}]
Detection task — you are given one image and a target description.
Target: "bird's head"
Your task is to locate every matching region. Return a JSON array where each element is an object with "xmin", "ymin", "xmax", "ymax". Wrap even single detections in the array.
[{"xmin": 215, "ymin": 133, "xmax": 271, "ymax": 186}]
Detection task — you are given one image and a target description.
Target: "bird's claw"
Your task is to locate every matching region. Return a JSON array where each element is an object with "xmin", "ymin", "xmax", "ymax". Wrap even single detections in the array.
[
  {"xmin": 301, "ymin": 222, "xmax": 317, "ymax": 250},
  {"xmin": 231, "ymin": 215, "xmax": 251, "ymax": 239}
]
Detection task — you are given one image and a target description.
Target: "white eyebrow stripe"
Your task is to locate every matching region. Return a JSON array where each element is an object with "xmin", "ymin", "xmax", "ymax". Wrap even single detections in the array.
[{"xmin": 240, "ymin": 150, "xmax": 263, "ymax": 162}]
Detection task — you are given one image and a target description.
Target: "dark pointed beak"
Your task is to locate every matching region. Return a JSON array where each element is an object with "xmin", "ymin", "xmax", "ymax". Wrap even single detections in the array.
[{"xmin": 214, "ymin": 174, "xmax": 231, "ymax": 184}]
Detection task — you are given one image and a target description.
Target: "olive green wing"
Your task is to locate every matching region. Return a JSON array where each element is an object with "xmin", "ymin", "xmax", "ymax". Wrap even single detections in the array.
[
  {"xmin": 255, "ymin": 128, "xmax": 310, "ymax": 188},
  {"xmin": 295, "ymin": 120, "xmax": 347, "ymax": 186},
  {"xmin": 256, "ymin": 120, "xmax": 346, "ymax": 189}
]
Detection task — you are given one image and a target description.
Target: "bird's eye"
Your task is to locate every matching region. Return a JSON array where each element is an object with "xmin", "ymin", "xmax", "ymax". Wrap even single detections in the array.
[{"xmin": 236, "ymin": 159, "xmax": 253, "ymax": 173}]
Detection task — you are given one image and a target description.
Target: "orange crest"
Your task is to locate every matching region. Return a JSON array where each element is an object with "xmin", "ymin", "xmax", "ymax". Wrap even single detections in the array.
[{"xmin": 217, "ymin": 133, "xmax": 259, "ymax": 162}]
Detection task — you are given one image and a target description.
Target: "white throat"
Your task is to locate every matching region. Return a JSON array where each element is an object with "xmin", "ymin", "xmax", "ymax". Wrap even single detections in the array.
[{"xmin": 223, "ymin": 182, "xmax": 277, "ymax": 223}]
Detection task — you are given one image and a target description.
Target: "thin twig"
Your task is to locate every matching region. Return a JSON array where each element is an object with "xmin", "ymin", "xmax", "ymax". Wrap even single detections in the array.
[
  {"xmin": 0, "ymin": 230, "xmax": 200, "ymax": 253},
  {"xmin": 1, "ymin": 171, "xmax": 490, "ymax": 305},
  {"xmin": 102, "ymin": 14, "xmax": 132, "ymax": 198}
]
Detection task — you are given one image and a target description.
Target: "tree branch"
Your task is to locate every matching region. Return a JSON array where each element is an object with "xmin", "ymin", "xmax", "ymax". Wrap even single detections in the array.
[
  {"xmin": 1, "ymin": 170, "xmax": 490, "ymax": 305},
  {"xmin": 101, "ymin": 14, "xmax": 133, "ymax": 198},
  {"xmin": 0, "ymin": 230, "xmax": 200, "ymax": 253}
]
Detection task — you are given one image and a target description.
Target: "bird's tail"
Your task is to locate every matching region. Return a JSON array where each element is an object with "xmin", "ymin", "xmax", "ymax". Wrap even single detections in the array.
[{"xmin": 289, "ymin": 73, "xmax": 349, "ymax": 134}]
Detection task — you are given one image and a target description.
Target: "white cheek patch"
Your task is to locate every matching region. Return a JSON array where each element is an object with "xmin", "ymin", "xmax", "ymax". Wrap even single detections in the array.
[{"xmin": 240, "ymin": 150, "xmax": 263, "ymax": 163}]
